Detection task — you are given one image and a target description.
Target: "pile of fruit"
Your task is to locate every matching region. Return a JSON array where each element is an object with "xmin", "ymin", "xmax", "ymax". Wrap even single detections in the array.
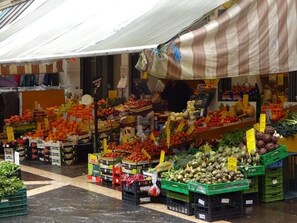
[
  {"xmin": 4, "ymin": 109, "xmax": 33, "ymax": 125},
  {"xmin": 254, "ymin": 126, "xmax": 279, "ymax": 155}
]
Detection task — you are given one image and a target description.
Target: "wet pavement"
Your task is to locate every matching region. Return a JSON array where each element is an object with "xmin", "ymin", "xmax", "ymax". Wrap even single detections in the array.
[{"xmin": 1, "ymin": 162, "xmax": 297, "ymax": 223}]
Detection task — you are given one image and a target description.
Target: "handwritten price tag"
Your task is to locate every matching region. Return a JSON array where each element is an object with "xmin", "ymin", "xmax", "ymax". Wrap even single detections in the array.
[
  {"xmin": 246, "ymin": 128, "xmax": 256, "ymax": 154},
  {"xmin": 166, "ymin": 128, "xmax": 170, "ymax": 148},
  {"xmin": 103, "ymin": 138, "xmax": 108, "ymax": 153},
  {"xmin": 186, "ymin": 125, "xmax": 195, "ymax": 135},
  {"xmin": 44, "ymin": 118, "xmax": 49, "ymax": 130},
  {"xmin": 228, "ymin": 157, "xmax": 237, "ymax": 171},
  {"xmin": 159, "ymin": 150, "xmax": 165, "ymax": 163},
  {"xmin": 122, "ymin": 134, "xmax": 127, "ymax": 143},
  {"xmin": 141, "ymin": 148, "xmax": 151, "ymax": 160},
  {"xmin": 6, "ymin": 126, "xmax": 15, "ymax": 142},
  {"xmin": 150, "ymin": 133, "xmax": 156, "ymax": 141},
  {"xmin": 253, "ymin": 123, "xmax": 260, "ymax": 131},
  {"xmin": 243, "ymin": 94, "xmax": 249, "ymax": 110},
  {"xmin": 260, "ymin": 114, "xmax": 266, "ymax": 133},
  {"xmin": 176, "ymin": 121, "xmax": 185, "ymax": 132}
]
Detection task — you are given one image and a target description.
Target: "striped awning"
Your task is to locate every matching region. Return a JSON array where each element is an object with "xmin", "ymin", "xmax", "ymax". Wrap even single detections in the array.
[
  {"xmin": 136, "ymin": 0, "xmax": 297, "ymax": 80},
  {"xmin": 0, "ymin": 60, "xmax": 63, "ymax": 75}
]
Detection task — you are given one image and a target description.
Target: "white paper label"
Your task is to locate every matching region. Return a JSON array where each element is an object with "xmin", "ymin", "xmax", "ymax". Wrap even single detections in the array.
[
  {"xmin": 14, "ymin": 151, "xmax": 20, "ymax": 165},
  {"xmin": 221, "ymin": 198, "xmax": 230, "ymax": 204},
  {"xmin": 246, "ymin": 200, "xmax": 253, "ymax": 205},
  {"xmin": 272, "ymin": 179, "xmax": 278, "ymax": 185},
  {"xmin": 140, "ymin": 197, "xmax": 151, "ymax": 202},
  {"xmin": 248, "ymin": 179, "xmax": 252, "ymax": 184},
  {"xmin": 199, "ymin": 214, "xmax": 206, "ymax": 219},
  {"xmin": 198, "ymin": 199, "xmax": 205, "ymax": 206},
  {"xmin": 1, "ymin": 199, "xmax": 9, "ymax": 203}
]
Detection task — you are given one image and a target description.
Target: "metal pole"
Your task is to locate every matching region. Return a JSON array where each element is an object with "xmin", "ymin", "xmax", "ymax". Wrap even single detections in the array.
[{"xmin": 93, "ymin": 90, "xmax": 99, "ymax": 153}]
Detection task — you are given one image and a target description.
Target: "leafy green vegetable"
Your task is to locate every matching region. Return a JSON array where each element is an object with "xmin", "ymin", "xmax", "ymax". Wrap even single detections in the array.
[
  {"xmin": 0, "ymin": 161, "xmax": 20, "ymax": 177},
  {"xmin": 272, "ymin": 112, "xmax": 297, "ymax": 137},
  {"xmin": 219, "ymin": 129, "xmax": 246, "ymax": 147},
  {"xmin": 0, "ymin": 176, "xmax": 25, "ymax": 199}
]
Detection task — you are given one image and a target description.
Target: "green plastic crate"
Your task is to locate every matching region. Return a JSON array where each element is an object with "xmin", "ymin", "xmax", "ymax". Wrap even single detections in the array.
[
  {"xmin": 167, "ymin": 190, "xmax": 193, "ymax": 203},
  {"xmin": 261, "ymin": 183, "xmax": 283, "ymax": 194},
  {"xmin": 243, "ymin": 177, "xmax": 259, "ymax": 194},
  {"xmin": 240, "ymin": 165, "xmax": 265, "ymax": 177},
  {"xmin": 265, "ymin": 167, "xmax": 283, "ymax": 177},
  {"xmin": 188, "ymin": 179, "xmax": 249, "ymax": 195},
  {"xmin": 260, "ymin": 191, "xmax": 284, "ymax": 203},
  {"xmin": 260, "ymin": 146, "xmax": 288, "ymax": 166},
  {"xmin": 261, "ymin": 175, "xmax": 283, "ymax": 187},
  {"xmin": 0, "ymin": 188, "xmax": 27, "ymax": 218},
  {"xmin": 161, "ymin": 179, "xmax": 189, "ymax": 195}
]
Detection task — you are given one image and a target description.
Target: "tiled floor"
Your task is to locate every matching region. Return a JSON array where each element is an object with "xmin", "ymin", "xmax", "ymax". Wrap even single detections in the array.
[{"xmin": 1, "ymin": 162, "xmax": 297, "ymax": 223}]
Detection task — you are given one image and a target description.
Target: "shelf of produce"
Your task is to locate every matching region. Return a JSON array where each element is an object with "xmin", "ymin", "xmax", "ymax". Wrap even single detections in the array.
[{"xmin": 194, "ymin": 119, "xmax": 255, "ymax": 141}]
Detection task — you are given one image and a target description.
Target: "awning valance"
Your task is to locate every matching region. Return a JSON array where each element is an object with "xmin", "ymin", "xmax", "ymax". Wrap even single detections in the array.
[
  {"xmin": 0, "ymin": 60, "xmax": 62, "ymax": 75},
  {"xmin": 136, "ymin": 0, "xmax": 297, "ymax": 80},
  {"xmin": 0, "ymin": 0, "xmax": 228, "ymax": 65}
]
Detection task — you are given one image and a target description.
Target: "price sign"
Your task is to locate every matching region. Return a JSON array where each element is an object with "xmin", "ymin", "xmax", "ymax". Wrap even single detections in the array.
[
  {"xmin": 228, "ymin": 157, "xmax": 237, "ymax": 172},
  {"xmin": 141, "ymin": 148, "xmax": 151, "ymax": 160},
  {"xmin": 44, "ymin": 118, "xmax": 49, "ymax": 130},
  {"xmin": 205, "ymin": 115, "xmax": 211, "ymax": 123},
  {"xmin": 176, "ymin": 121, "xmax": 185, "ymax": 132},
  {"xmin": 150, "ymin": 133, "xmax": 156, "ymax": 141},
  {"xmin": 122, "ymin": 134, "xmax": 128, "ymax": 143},
  {"xmin": 243, "ymin": 94, "xmax": 249, "ymax": 110},
  {"xmin": 259, "ymin": 114, "xmax": 266, "ymax": 133},
  {"xmin": 269, "ymin": 74, "xmax": 277, "ymax": 81},
  {"xmin": 37, "ymin": 122, "xmax": 42, "ymax": 130},
  {"xmin": 229, "ymin": 106, "xmax": 236, "ymax": 117},
  {"xmin": 159, "ymin": 150, "xmax": 165, "ymax": 163},
  {"xmin": 253, "ymin": 123, "xmax": 260, "ymax": 131},
  {"xmin": 143, "ymin": 71, "xmax": 148, "ymax": 79},
  {"xmin": 278, "ymin": 74, "xmax": 284, "ymax": 85},
  {"xmin": 6, "ymin": 126, "xmax": 15, "ymax": 142},
  {"xmin": 186, "ymin": 125, "xmax": 195, "ymax": 135},
  {"xmin": 103, "ymin": 138, "xmax": 107, "ymax": 153},
  {"xmin": 221, "ymin": 110, "xmax": 227, "ymax": 119},
  {"xmin": 166, "ymin": 128, "xmax": 170, "ymax": 148},
  {"xmin": 246, "ymin": 128, "xmax": 256, "ymax": 154}
]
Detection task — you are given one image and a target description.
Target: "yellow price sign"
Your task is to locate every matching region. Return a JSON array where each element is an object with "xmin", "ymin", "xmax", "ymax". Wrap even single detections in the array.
[
  {"xmin": 228, "ymin": 157, "xmax": 237, "ymax": 172},
  {"xmin": 150, "ymin": 133, "xmax": 156, "ymax": 142},
  {"xmin": 254, "ymin": 123, "xmax": 260, "ymax": 131},
  {"xmin": 44, "ymin": 118, "xmax": 49, "ymax": 130},
  {"xmin": 243, "ymin": 94, "xmax": 249, "ymax": 110},
  {"xmin": 108, "ymin": 90, "xmax": 117, "ymax": 99},
  {"xmin": 229, "ymin": 106, "xmax": 236, "ymax": 117},
  {"xmin": 221, "ymin": 110, "xmax": 227, "ymax": 119},
  {"xmin": 141, "ymin": 148, "xmax": 151, "ymax": 160},
  {"xmin": 166, "ymin": 128, "xmax": 170, "ymax": 148},
  {"xmin": 103, "ymin": 138, "xmax": 108, "ymax": 153},
  {"xmin": 143, "ymin": 71, "xmax": 148, "ymax": 79},
  {"xmin": 6, "ymin": 126, "xmax": 15, "ymax": 142},
  {"xmin": 205, "ymin": 115, "xmax": 211, "ymax": 123},
  {"xmin": 186, "ymin": 125, "xmax": 195, "ymax": 135},
  {"xmin": 246, "ymin": 128, "xmax": 256, "ymax": 154},
  {"xmin": 176, "ymin": 121, "xmax": 185, "ymax": 132},
  {"xmin": 37, "ymin": 122, "xmax": 42, "ymax": 130},
  {"xmin": 259, "ymin": 114, "xmax": 266, "ymax": 133},
  {"xmin": 159, "ymin": 150, "xmax": 165, "ymax": 163},
  {"xmin": 278, "ymin": 74, "xmax": 284, "ymax": 85},
  {"xmin": 122, "ymin": 134, "xmax": 128, "ymax": 143}
]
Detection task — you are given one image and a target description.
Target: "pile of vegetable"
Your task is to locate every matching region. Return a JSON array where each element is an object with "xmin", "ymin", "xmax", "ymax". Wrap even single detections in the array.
[
  {"xmin": 254, "ymin": 126, "xmax": 279, "ymax": 155},
  {"xmin": 0, "ymin": 177, "xmax": 25, "ymax": 199},
  {"xmin": 161, "ymin": 145, "xmax": 259, "ymax": 184},
  {"xmin": 0, "ymin": 161, "xmax": 20, "ymax": 177},
  {"xmin": 272, "ymin": 112, "xmax": 297, "ymax": 137}
]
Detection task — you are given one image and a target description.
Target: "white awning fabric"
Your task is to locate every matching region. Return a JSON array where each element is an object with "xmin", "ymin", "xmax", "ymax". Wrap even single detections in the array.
[
  {"xmin": 0, "ymin": 0, "xmax": 228, "ymax": 65},
  {"xmin": 137, "ymin": 0, "xmax": 297, "ymax": 80}
]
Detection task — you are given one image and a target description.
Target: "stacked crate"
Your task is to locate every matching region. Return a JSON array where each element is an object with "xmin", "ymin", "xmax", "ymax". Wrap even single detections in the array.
[
  {"xmin": 121, "ymin": 161, "xmax": 151, "ymax": 176},
  {"xmin": 243, "ymin": 177, "xmax": 259, "ymax": 207},
  {"xmin": 122, "ymin": 179, "xmax": 153, "ymax": 205},
  {"xmin": 194, "ymin": 191, "xmax": 243, "ymax": 222},
  {"xmin": 0, "ymin": 189, "xmax": 27, "ymax": 218},
  {"xmin": 161, "ymin": 179, "xmax": 194, "ymax": 216},
  {"xmin": 260, "ymin": 164, "xmax": 284, "ymax": 203},
  {"xmin": 100, "ymin": 158, "xmax": 116, "ymax": 182}
]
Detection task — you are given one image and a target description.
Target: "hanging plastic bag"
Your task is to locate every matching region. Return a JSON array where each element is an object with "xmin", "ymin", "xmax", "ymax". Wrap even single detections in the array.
[{"xmin": 148, "ymin": 173, "xmax": 160, "ymax": 197}]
